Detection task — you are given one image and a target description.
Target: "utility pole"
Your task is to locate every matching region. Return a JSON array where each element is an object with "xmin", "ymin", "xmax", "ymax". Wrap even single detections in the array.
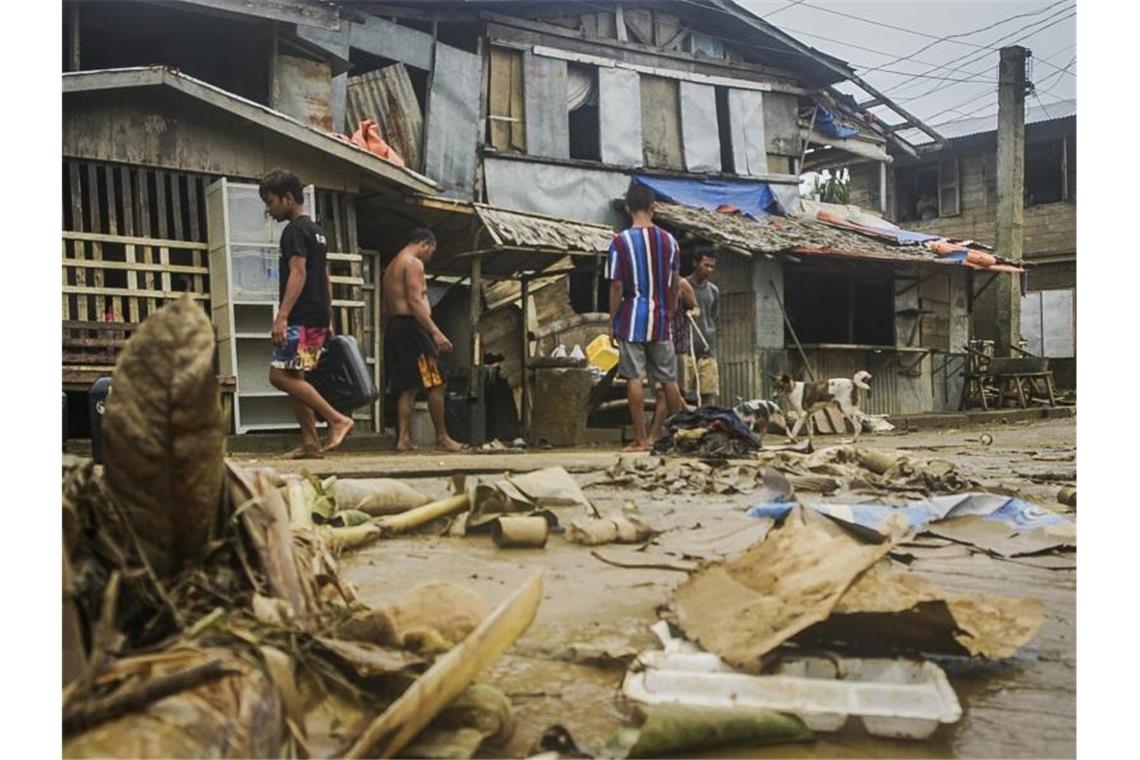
[{"xmin": 994, "ymin": 46, "xmax": 1029, "ymax": 357}]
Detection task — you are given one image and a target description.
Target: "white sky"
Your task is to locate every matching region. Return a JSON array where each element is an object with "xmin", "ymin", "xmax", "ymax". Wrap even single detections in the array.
[{"xmin": 738, "ymin": 1, "xmax": 1076, "ymax": 129}]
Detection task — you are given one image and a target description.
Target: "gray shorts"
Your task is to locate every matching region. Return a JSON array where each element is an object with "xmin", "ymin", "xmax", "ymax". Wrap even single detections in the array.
[{"xmin": 618, "ymin": 340, "xmax": 677, "ymax": 385}]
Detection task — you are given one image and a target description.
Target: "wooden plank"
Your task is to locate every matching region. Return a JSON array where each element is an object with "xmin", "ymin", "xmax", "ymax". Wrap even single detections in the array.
[
  {"xmin": 61, "ymin": 286, "xmax": 209, "ymax": 301},
  {"xmin": 187, "ymin": 176, "xmax": 206, "ymax": 296},
  {"xmin": 155, "ymin": 171, "xmax": 173, "ymax": 295},
  {"xmin": 61, "ymin": 230, "xmax": 209, "ymax": 250},
  {"xmin": 61, "ymin": 240, "xmax": 71, "ymax": 321},
  {"xmin": 103, "ymin": 166, "xmax": 122, "ymax": 321},
  {"xmin": 136, "ymin": 169, "xmax": 157, "ymax": 316},
  {"xmin": 86, "ymin": 163, "xmax": 107, "ymax": 320},
  {"xmin": 118, "ymin": 166, "xmax": 142, "ymax": 326},
  {"xmin": 68, "ymin": 161, "xmax": 89, "ymax": 322},
  {"xmin": 346, "ymin": 196, "xmax": 363, "ymax": 344},
  {"xmin": 326, "ymin": 252, "xmax": 363, "ymax": 263},
  {"xmin": 488, "ymin": 47, "xmax": 514, "ymax": 151},
  {"xmin": 63, "ymin": 259, "xmax": 209, "ymax": 275},
  {"xmin": 328, "ymin": 275, "xmax": 365, "ymax": 286}
]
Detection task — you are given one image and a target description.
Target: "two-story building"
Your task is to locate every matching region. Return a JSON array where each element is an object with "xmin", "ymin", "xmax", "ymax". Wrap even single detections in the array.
[
  {"xmin": 64, "ymin": 0, "xmax": 1025, "ymax": 437},
  {"xmin": 841, "ymin": 99, "xmax": 1076, "ymax": 389}
]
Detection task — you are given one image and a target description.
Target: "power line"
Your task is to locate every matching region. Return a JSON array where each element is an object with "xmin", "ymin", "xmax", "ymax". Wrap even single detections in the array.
[
  {"xmin": 762, "ymin": 0, "xmax": 805, "ymax": 19},
  {"xmin": 859, "ymin": 0, "xmax": 1071, "ymax": 75},
  {"xmin": 892, "ymin": 10, "xmax": 1075, "ymax": 104},
  {"xmin": 890, "ymin": 7, "xmax": 1075, "ymax": 98}
]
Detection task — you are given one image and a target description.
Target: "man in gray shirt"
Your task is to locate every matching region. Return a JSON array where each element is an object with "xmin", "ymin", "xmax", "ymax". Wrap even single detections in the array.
[{"xmin": 683, "ymin": 252, "xmax": 720, "ymax": 407}]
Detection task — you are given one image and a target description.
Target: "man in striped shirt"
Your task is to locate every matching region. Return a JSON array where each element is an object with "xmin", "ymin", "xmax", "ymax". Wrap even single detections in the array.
[{"xmin": 607, "ymin": 184, "xmax": 685, "ymax": 451}]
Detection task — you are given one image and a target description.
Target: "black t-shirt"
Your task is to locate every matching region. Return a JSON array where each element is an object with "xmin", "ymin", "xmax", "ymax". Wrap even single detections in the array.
[{"xmin": 278, "ymin": 216, "xmax": 331, "ymax": 327}]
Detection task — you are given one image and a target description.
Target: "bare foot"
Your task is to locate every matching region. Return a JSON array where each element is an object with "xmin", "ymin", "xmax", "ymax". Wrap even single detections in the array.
[
  {"xmin": 436, "ymin": 436, "xmax": 465, "ymax": 452},
  {"xmin": 395, "ymin": 438, "xmax": 418, "ymax": 452},
  {"xmin": 285, "ymin": 446, "xmax": 324, "ymax": 460},
  {"xmin": 622, "ymin": 441, "xmax": 652, "ymax": 453},
  {"xmin": 322, "ymin": 417, "xmax": 355, "ymax": 453}
]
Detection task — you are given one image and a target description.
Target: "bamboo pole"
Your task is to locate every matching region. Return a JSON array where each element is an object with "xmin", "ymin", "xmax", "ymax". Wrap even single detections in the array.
[{"xmin": 375, "ymin": 493, "xmax": 470, "ymax": 535}]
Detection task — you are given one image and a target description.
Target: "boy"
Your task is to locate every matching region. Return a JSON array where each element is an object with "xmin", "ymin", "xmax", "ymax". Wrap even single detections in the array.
[{"xmin": 260, "ymin": 170, "xmax": 354, "ymax": 457}]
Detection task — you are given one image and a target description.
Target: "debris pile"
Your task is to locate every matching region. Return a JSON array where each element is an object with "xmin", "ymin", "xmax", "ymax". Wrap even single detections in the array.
[
  {"xmin": 651, "ymin": 407, "xmax": 763, "ymax": 458},
  {"xmin": 671, "ymin": 506, "xmax": 1045, "ymax": 671},
  {"xmin": 62, "ymin": 298, "xmax": 543, "ymax": 759}
]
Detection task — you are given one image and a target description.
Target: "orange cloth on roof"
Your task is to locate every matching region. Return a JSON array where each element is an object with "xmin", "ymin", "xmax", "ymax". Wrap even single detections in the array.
[{"xmin": 349, "ymin": 119, "xmax": 406, "ymax": 167}]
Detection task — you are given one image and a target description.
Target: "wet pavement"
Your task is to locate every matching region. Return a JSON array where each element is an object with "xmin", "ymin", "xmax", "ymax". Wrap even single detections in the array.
[{"xmin": 255, "ymin": 417, "xmax": 1076, "ymax": 759}]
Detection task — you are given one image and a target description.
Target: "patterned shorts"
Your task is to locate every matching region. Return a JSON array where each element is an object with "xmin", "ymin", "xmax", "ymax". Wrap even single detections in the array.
[{"xmin": 271, "ymin": 326, "xmax": 330, "ymax": 372}]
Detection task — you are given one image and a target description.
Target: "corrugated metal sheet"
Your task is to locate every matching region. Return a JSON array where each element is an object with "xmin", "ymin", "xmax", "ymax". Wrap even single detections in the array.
[
  {"xmin": 796, "ymin": 350, "xmax": 927, "ymax": 417},
  {"xmin": 475, "ymin": 204, "xmax": 614, "ymax": 253},
  {"xmin": 899, "ymin": 98, "xmax": 1076, "ymax": 146},
  {"xmin": 679, "ymin": 81, "xmax": 720, "ymax": 172},
  {"xmin": 524, "ymin": 53, "xmax": 570, "ymax": 159},
  {"xmin": 598, "ymin": 67, "xmax": 643, "ymax": 167},
  {"xmin": 424, "ymin": 44, "xmax": 481, "ymax": 199},
  {"xmin": 713, "ymin": 252, "xmax": 758, "ymax": 402},
  {"xmin": 346, "ymin": 64, "xmax": 423, "ymax": 170}
]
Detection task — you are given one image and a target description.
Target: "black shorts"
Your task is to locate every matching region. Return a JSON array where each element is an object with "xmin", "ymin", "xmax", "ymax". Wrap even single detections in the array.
[{"xmin": 384, "ymin": 315, "xmax": 444, "ymax": 393}]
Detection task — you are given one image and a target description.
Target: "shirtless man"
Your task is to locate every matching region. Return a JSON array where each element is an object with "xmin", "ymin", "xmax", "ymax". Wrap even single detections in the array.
[{"xmin": 381, "ymin": 228, "xmax": 463, "ymax": 452}]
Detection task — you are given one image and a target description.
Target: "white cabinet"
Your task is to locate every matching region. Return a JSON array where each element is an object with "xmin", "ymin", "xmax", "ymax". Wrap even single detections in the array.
[{"xmin": 207, "ymin": 179, "xmax": 315, "ymax": 433}]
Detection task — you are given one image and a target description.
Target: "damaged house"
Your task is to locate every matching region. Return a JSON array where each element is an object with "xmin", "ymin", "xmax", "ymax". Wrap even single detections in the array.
[
  {"xmin": 62, "ymin": 0, "xmax": 1024, "ymax": 441},
  {"xmin": 839, "ymin": 99, "xmax": 1076, "ymax": 388}
]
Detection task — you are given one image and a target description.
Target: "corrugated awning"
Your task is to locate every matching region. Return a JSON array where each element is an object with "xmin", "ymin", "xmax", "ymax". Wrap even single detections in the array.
[{"xmin": 386, "ymin": 195, "xmax": 614, "ymax": 279}]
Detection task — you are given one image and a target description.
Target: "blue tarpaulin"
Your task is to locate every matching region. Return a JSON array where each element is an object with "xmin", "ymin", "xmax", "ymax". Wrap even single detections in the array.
[
  {"xmin": 746, "ymin": 493, "xmax": 1073, "ymax": 536},
  {"xmin": 814, "ymin": 104, "xmax": 860, "ymax": 140},
  {"xmin": 896, "ymin": 229, "xmax": 942, "ymax": 244},
  {"xmin": 632, "ymin": 174, "xmax": 784, "ymax": 219}
]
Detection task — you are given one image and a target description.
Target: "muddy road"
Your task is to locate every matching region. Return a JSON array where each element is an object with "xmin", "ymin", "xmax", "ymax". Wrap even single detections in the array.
[{"xmin": 251, "ymin": 417, "xmax": 1076, "ymax": 759}]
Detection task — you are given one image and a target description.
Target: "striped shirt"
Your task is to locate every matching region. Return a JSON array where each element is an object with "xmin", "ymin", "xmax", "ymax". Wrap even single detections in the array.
[{"xmin": 606, "ymin": 225, "xmax": 680, "ymax": 343}]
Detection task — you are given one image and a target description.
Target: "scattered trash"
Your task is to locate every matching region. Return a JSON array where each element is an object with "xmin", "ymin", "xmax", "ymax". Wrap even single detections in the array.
[
  {"xmin": 402, "ymin": 683, "xmax": 514, "ymax": 760},
  {"xmin": 652, "ymin": 407, "xmax": 763, "ymax": 458},
  {"xmin": 590, "ymin": 547, "xmax": 699, "ymax": 573},
  {"xmin": 595, "ymin": 456, "xmax": 801, "ymax": 497},
  {"xmin": 673, "ymin": 507, "xmax": 898, "ymax": 672},
  {"xmin": 675, "ymin": 505, "xmax": 1046, "ymax": 669},
  {"xmin": 623, "ymin": 625, "xmax": 961, "ymax": 741},
  {"xmin": 604, "ymin": 705, "xmax": 812, "ymax": 758},
  {"xmin": 748, "ymin": 492, "xmax": 1075, "ymax": 557},
  {"xmin": 753, "ymin": 445, "xmax": 977, "ymax": 495},
  {"xmin": 491, "ymin": 516, "xmax": 550, "ymax": 548},
  {"xmin": 345, "ymin": 572, "xmax": 543, "ymax": 758},
  {"xmin": 566, "ymin": 514, "xmax": 654, "ymax": 546},
  {"xmin": 331, "ymin": 478, "xmax": 432, "ymax": 515},
  {"xmin": 532, "ymin": 725, "xmax": 593, "ymax": 759},
  {"xmin": 798, "ymin": 560, "xmax": 1045, "ymax": 659}
]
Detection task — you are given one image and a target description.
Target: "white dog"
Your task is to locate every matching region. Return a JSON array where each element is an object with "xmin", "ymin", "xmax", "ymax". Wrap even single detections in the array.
[{"xmin": 774, "ymin": 371, "xmax": 873, "ymax": 443}]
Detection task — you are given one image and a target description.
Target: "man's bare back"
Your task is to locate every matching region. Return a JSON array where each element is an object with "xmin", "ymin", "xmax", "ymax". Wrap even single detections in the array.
[{"xmin": 381, "ymin": 249, "xmax": 424, "ymax": 324}]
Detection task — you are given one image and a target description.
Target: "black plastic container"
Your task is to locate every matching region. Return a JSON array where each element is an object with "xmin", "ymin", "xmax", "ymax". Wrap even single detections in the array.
[
  {"xmin": 445, "ymin": 393, "xmax": 487, "ymax": 446},
  {"xmin": 88, "ymin": 377, "xmax": 113, "ymax": 464},
  {"xmin": 305, "ymin": 335, "xmax": 379, "ymax": 415}
]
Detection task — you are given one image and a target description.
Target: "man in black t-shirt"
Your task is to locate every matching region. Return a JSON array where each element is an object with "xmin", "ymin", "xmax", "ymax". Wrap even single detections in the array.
[{"xmin": 260, "ymin": 170, "xmax": 354, "ymax": 457}]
